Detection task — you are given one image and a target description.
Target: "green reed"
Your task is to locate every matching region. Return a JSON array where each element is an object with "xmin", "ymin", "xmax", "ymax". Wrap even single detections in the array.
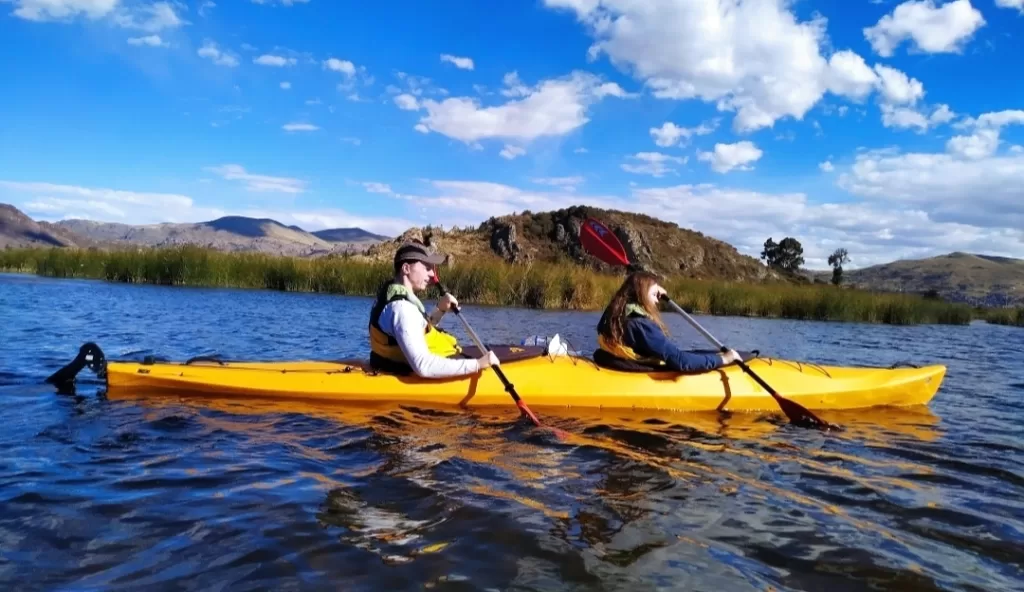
[
  {"xmin": 984, "ymin": 307, "xmax": 1024, "ymax": 327},
  {"xmin": 0, "ymin": 245, "xmax": 979, "ymax": 325}
]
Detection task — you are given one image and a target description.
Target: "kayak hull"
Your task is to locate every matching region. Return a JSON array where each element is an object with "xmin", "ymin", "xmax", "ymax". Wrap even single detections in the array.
[{"xmin": 99, "ymin": 354, "xmax": 946, "ymax": 413}]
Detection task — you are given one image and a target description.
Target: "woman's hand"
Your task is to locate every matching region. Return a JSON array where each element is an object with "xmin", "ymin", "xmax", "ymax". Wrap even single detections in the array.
[{"xmin": 720, "ymin": 349, "xmax": 743, "ymax": 365}]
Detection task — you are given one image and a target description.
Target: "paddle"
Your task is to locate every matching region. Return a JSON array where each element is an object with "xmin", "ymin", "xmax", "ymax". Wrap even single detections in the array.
[
  {"xmin": 578, "ymin": 217, "xmax": 837, "ymax": 431},
  {"xmin": 430, "ymin": 271, "xmax": 569, "ymax": 439}
]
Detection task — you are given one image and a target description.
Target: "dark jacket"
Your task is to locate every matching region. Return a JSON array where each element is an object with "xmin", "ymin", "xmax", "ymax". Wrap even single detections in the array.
[{"xmin": 623, "ymin": 315, "xmax": 724, "ymax": 372}]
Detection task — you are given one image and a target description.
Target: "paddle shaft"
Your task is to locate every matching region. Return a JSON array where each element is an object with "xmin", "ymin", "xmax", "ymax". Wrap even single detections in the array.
[
  {"xmin": 661, "ymin": 295, "xmax": 779, "ymax": 396},
  {"xmin": 661, "ymin": 293, "xmax": 833, "ymax": 429},
  {"xmin": 435, "ymin": 280, "xmax": 542, "ymax": 426}
]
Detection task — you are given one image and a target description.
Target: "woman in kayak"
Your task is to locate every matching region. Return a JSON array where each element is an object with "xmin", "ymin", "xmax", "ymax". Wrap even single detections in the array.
[
  {"xmin": 595, "ymin": 270, "xmax": 743, "ymax": 371},
  {"xmin": 368, "ymin": 240, "xmax": 500, "ymax": 378}
]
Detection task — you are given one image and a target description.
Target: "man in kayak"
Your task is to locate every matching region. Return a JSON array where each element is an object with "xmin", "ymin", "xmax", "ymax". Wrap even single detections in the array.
[
  {"xmin": 368, "ymin": 240, "xmax": 500, "ymax": 377},
  {"xmin": 595, "ymin": 270, "xmax": 743, "ymax": 371}
]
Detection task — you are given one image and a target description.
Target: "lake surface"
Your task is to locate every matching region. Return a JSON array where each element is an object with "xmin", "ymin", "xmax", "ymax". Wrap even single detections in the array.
[{"xmin": 2, "ymin": 272, "xmax": 1023, "ymax": 591}]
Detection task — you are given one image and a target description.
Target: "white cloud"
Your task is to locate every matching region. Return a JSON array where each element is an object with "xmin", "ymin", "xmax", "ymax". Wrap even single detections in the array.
[
  {"xmin": 499, "ymin": 145, "xmax": 527, "ymax": 160},
  {"xmin": 0, "ymin": 180, "xmax": 193, "ymax": 210},
  {"xmin": 543, "ymin": 0, "xmax": 836, "ymax": 132},
  {"xmin": 945, "ymin": 128, "xmax": 1000, "ymax": 159},
  {"xmin": 930, "ymin": 104, "xmax": 955, "ymax": 124},
  {"xmin": 282, "ymin": 122, "xmax": 319, "ymax": 132},
  {"xmin": 324, "ymin": 57, "xmax": 373, "ymax": 93},
  {"xmin": 112, "ymin": 1, "xmax": 185, "ymax": 32},
  {"xmin": 440, "ymin": 54, "xmax": 475, "ymax": 70},
  {"xmin": 864, "ymin": 0, "xmax": 986, "ymax": 57},
  {"xmin": 826, "ymin": 50, "xmax": 880, "ymax": 102},
  {"xmin": 198, "ymin": 41, "xmax": 239, "ymax": 67},
  {"xmin": 251, "ymin": 0, "xmax": 309, "ymax": 5},
  {"xmin": 880, "ymin": 103, "xmax": 955, "ymax": 132},
  {"xmin": 280, "ymin": 81, "xmax": 291, "ymax": 90},
  {"xmin": 996, "ymin": 0, "xmax": 1024, "ymax": 11},
  {"xmin": 543, "ymin": 0, "xmax": 939, "ymax": 134},
  {"xmin": 340, "ymin": 137, "xmax": 361, "ymax": 146},
  {"xmin": 8, "ymin": 0, "xmax": 119, "ymax": 21},
  {"xmin": 621, "ymin": 152, "xmax": 687, "ymax": 177},
  {"xmin": 0, "ymin": 179, "xmax": 225, "ymax": 225},
  {"xmin": 395, "ymin": 179, "xmax": 621, "ymax": 223},
  {"xmin": 409, "ymin": 71, "xmax": 631, "ymax": 146},
  {"xmin": 392, "ymin": 72, "xmax": 447, "ymax": 97},
  {"xmin": 199, "ymin": 1, "xmax": 215, "ymax": 17},
  {"xmin": 819, "ymin": 161, "xmax": 835, "ymax": 172},
  {"xmin": 362, "ymin": 182, "xmax": 393, "ymax": 194},
  {"xmin": 10, "ymin": 0, "xmax": 186, "ymax": 32},
  {"xmin": 838, "ymin": 137, "xmax": 1024, "ymax": 229},
  {"xmin": 530, "ymin": 176, "xmax": 585, "ymax": 191},
  {"xmin": 944, "ymin": 109, "xmax": 1024, "ymax": 159},
  {"xmin": 649, "ymin": 120, "xmax": 717, "ymax": 147},
  {"xmin": 633, "ymin": 183, "xmax": 1024, "ymax": 268},
  {"xmin": 254, "ymin": 54, "xmax": 297, "ymax": 67},
  {"xmin": 394, "ymin": 94, "xmax": 419, "ymax": 111},
  {"xmin": 697, "ymin": 141, "xmax": 763, "ymax": 173},
  {"xmin": 203, "ymin": 164, "xmax": 307, "ymax": 194},
  {"xmin": 873, "ymin": 64, "xmax": 925, "ymax": 105},
  {"xmin": 323, "ymin": 58, "xmax": 356, "ymax": 76},
  {"xmin": 127, "ymin": 35, "xmax": 167, "ymax": 47}
]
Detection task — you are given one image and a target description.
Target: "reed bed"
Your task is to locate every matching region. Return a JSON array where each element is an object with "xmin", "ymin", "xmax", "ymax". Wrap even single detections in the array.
[
  {"xmin": 0, "ymin": 245, "xmax": 979, "ymax": 325},
  {"xmin": 984, "ymin": 307, "xmax": 1024, "ymax": 327}
]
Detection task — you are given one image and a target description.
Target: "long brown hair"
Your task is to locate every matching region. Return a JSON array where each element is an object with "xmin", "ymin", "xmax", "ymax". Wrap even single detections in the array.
[{"xmin": 599, "ymin": 271, "xmax": 668, "ymax": 344}]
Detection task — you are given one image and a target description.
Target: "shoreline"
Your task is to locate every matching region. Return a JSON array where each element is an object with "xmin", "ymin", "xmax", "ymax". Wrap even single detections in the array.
[{"xmin": 3, "ymin": 245, "xmax": 1017, "ymax": 327}]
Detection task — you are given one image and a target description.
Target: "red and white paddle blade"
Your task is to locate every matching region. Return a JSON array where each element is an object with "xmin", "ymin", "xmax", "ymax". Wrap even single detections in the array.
[{"xmin": 580, "ymin": 217, "xmax": 631, "ymax": 267}]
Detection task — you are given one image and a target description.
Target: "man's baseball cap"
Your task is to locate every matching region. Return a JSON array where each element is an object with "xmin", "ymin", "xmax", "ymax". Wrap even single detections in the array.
[{"xmin": 394, "ymin": 241, "xmax": 446, "ymax": 266}]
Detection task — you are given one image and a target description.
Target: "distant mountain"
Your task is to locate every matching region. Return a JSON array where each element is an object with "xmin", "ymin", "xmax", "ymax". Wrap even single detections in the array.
[
  {"xmin": 833, "ymin": 252, "xmax": 1024, "ymax": 307},
  {"xmin": 53, "ymin": 215, "xmax": 389, "ymax": 257},
  {"xmin": 312, "ymin": 227, "xmax": 389, "ymax": 243},
  {"xmin": 0, "ymin": 204, "xmax": 90, "ymax": 248}
]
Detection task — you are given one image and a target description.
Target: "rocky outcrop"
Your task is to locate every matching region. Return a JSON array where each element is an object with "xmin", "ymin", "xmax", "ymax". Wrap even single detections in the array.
[{"xmin": 490, "ymin": 222, "xmax": 529, "ymax": 264}]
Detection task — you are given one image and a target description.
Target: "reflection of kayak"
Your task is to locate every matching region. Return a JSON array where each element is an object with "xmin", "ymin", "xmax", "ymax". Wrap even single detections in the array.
[{"xmin": 49, "ymin": 340, "xmax": 946, "ymax": 413}]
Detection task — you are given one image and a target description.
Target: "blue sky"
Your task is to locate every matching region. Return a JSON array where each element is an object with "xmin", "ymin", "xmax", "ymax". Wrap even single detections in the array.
[{"xmin": 1, "ymin": 0, "xmax": 1023, "ymax": 269}]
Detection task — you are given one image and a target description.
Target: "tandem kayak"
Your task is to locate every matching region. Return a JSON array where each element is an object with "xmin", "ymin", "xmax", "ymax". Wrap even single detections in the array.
[{"xmin": 47, "ymin": 340, "xmax": 947, "ymax": 413}]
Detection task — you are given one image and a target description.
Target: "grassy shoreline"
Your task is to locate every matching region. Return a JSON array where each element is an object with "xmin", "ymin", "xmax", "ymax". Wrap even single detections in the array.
[{"xmin": 0, "ymin": 245, "xmax": 991, "ymax": 326}]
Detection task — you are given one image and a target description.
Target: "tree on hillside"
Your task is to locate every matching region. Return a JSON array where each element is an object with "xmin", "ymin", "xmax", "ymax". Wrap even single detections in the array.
[
  {"xmin": 761, "ymin": 237, "xmax": 805, "ymax": 272},
  {"xmin": 828, "ymin": 248, "xmax": 850, "ymax": 285}
]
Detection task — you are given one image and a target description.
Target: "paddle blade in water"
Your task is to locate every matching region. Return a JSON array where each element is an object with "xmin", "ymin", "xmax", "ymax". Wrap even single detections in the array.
[{"xmin": 580, "ymin": 218, "xmax": 631, "ymax": 267}]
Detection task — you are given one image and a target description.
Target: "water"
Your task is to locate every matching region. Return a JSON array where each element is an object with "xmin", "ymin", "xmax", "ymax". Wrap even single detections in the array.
[{"xmin": 1, "ymin": 272, "xmax": 1023, "ymax": 591}]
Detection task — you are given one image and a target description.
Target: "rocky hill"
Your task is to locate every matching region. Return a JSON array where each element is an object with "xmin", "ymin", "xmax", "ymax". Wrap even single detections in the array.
[
  {"xmin": 362, "ymin": 205, "xmax": 783, "ymax": 282},
  {"xmin": 0, "ymin": 204, "xmax": 91, "ymax": 248},
  {"xmin": 833, "ymin": 252, "xmax": 1024, "ymax": 307}
]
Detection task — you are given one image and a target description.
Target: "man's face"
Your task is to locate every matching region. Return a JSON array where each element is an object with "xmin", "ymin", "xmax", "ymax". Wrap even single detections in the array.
[{"xmin": 404, "ymin": 260, "xmax": 435, "ymax": 290}]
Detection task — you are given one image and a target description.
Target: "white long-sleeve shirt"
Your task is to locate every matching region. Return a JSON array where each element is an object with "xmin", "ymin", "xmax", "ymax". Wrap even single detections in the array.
[{"xmin": 375, "ymin": 298, "xmax": 482, "ymax": 378}]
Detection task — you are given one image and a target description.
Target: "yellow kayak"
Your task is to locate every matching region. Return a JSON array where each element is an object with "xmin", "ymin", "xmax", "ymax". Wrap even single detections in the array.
[{"xmin": 48, "ymin": 341, "xmax": 946, "ymax": 413}]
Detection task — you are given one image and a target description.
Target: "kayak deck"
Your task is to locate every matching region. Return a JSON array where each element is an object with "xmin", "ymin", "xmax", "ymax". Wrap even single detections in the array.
[{"xmin": 93, "ymin": 353, "xmax": 946, "ymax": 413}]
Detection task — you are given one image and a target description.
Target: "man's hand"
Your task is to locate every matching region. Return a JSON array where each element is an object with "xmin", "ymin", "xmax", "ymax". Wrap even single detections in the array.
[
  {"xmin": 477, "ymin": 350, "xmax": 500, "ymax": 370},
  {"xmin": 438, "ymin": 293, "xmax": 459, "ymax": 313}
]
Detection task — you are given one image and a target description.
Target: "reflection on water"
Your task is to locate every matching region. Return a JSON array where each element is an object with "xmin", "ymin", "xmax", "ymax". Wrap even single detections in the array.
[{"xmin": 2, "ymin": 273, "xmax": 1024, "ymax": 590}]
